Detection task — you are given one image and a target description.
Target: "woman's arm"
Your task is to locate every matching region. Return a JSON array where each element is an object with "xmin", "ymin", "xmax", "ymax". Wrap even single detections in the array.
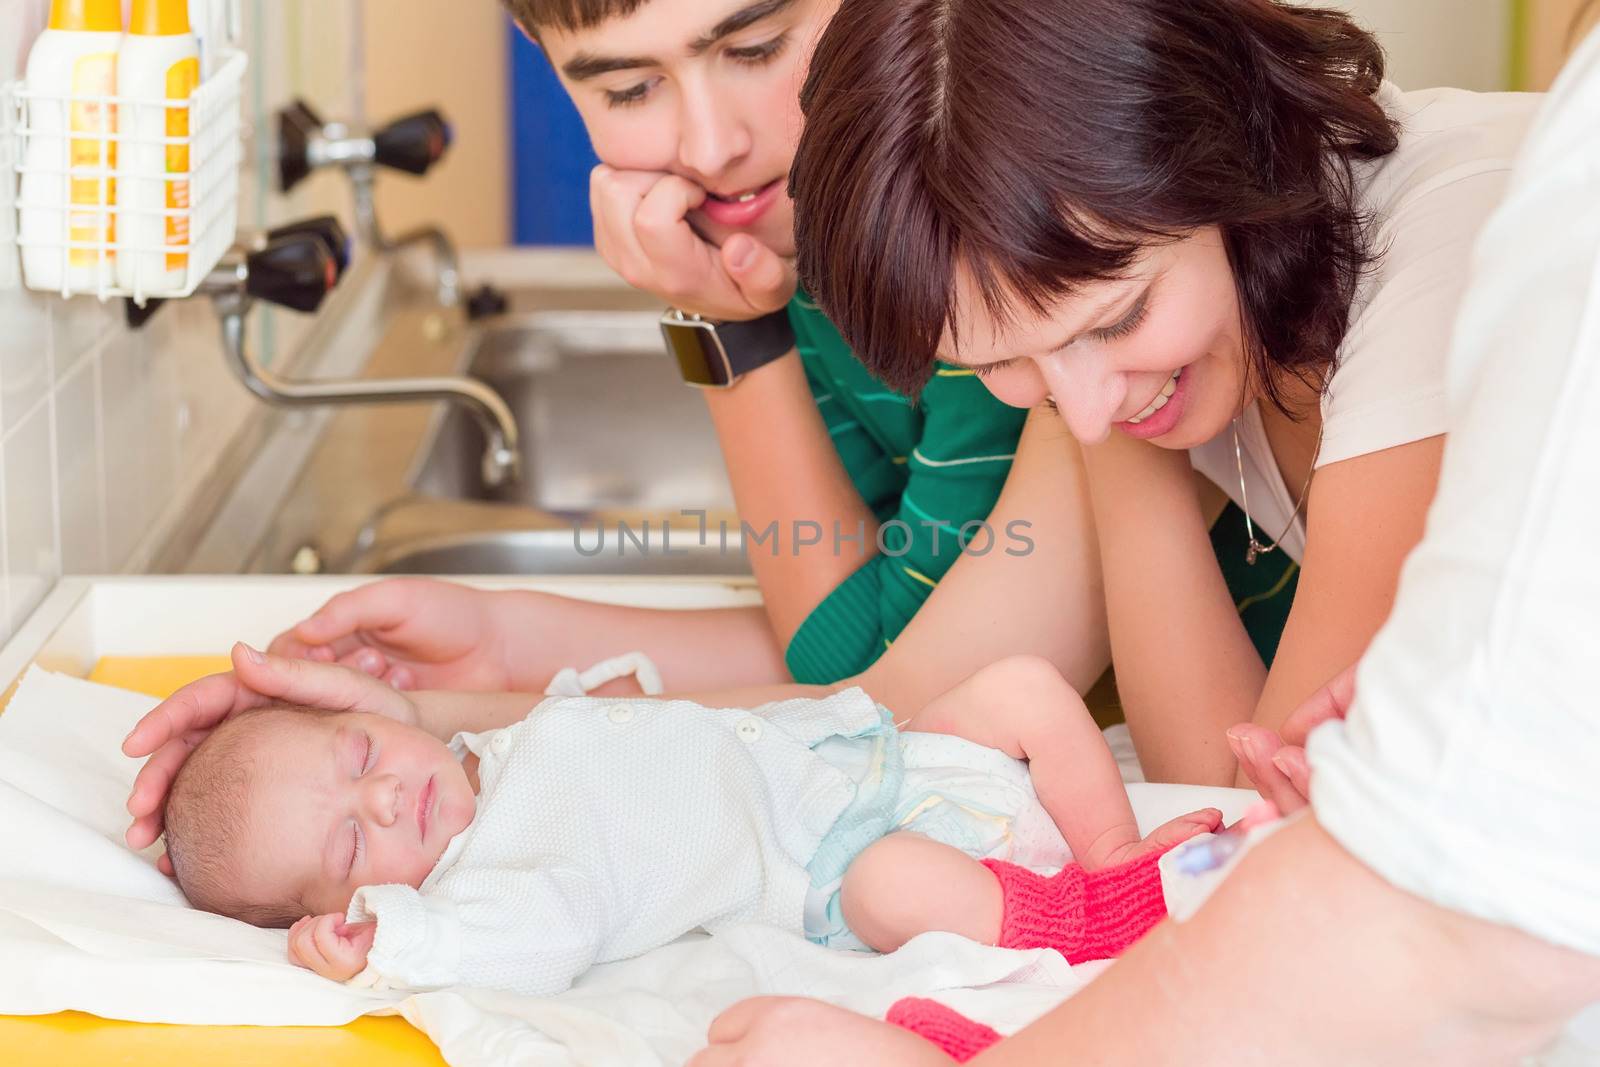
[
  {"xmin": 1244, "ymin": 436, "xmax": 1444, "ymax": 756},
  {"xmin": 846, "ymin": 409, "xmax": 1110, "ymax": 717},
  {"xmin": 1081, "ymin": 432, "xmax": 1264, "ymax": 785}
]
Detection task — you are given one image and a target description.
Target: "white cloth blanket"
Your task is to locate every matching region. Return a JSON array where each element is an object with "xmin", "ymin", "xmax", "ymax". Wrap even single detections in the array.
[{"xmin": 0, "ymin": 667, "xmax": 1258, "ymax": 1066}]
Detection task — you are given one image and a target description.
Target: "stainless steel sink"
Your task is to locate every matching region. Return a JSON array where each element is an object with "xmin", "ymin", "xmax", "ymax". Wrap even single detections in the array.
[
  {"xmin": 362, "ymin": 527, "xmax": 747, "ymax": 577},
  {"xmin": 412, "ymin": 312, "xmax": 735, "ymax": 514},
  {"xmin": 205, "ymin": 249, "xmax": 754, "ymax": 579}
]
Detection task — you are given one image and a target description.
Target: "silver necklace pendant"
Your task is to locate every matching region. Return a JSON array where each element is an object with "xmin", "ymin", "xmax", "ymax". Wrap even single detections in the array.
[{"xmin": 1245, "ymin": 539, "xmax": 1275, "ymax": 566}]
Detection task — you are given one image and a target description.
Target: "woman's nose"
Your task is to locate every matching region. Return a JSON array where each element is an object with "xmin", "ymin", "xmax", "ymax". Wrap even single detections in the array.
[
  {"xmin": 361, "ymin": 774, "xmax": 402, "ymax": 828},
  {"xmin": 1037, "ymin": 351, "xmax": 1124, "ymax": 444},
  {"xmin": 676, "ymin": 80, "xmax": 752, "ymax": 180}
]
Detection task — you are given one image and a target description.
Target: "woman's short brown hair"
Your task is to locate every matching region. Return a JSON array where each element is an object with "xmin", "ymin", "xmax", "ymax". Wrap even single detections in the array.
[{"xmin": 791, "ymin": 0, "xmax": 1401, "ymax": 404}]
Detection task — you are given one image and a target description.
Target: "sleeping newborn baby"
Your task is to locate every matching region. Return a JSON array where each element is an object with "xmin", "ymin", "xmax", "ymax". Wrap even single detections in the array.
[{"xmin": 160, "ymin": 655, "xmax": 1220, "ymax": 997}]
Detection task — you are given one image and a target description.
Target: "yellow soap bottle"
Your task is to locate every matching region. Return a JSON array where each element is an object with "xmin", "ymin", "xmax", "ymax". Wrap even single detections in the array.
[
  {"xmin": 18, "ymin": 0, "xmax": 124, "ymax": 294},
  {"xmin": 117, "ymin": 0, "xmax": 201, "ymax": 295}
]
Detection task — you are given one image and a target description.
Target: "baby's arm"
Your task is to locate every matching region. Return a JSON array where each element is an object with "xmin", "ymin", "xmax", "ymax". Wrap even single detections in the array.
[
  {"xmin": 906, "ymin": 655, "xmax": 1213, "ymax": 868},
  {"xmin": 288, "ymin": 913, "xmax": 374, "ymax": 982}
]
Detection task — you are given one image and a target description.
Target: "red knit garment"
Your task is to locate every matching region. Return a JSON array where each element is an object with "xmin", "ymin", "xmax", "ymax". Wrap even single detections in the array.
[
  {"xmin": 886, "ymin": 997, "xmax": 1001, "ymax": 1063},
  {"xmin": 981, "ymin": 849, "xmax": 1169, "ymax": 963}
]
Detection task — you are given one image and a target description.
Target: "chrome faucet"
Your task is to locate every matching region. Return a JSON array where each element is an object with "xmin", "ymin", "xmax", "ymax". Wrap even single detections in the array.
[
  {"xmin": 278, "ymin": 100, "xmax": 461, "ymax": 308},
  {"xmin": 203, "ymin": 219, "xmax": 521, "ymax": 488}
]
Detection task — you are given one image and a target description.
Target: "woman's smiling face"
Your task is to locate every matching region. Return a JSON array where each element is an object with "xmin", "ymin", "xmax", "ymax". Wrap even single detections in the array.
[{"xmin": 943, "ymin": 228, "xmax": 1251, "ymax": 449}]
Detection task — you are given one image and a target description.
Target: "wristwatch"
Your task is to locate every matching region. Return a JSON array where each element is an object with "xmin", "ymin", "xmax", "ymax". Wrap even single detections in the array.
[{"xmin": 659, "ymin": 307, "xmax": 797, "ymax": 389}]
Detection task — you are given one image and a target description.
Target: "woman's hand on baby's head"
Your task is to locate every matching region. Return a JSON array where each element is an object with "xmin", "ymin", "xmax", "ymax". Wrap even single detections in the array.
[
  {"xmin": 288, "ymin": 914, "xmax": 376, "ymax": 982},
  {"xmin": 124, "ymin": 644, "xmax": 421, "ymax": 859}
]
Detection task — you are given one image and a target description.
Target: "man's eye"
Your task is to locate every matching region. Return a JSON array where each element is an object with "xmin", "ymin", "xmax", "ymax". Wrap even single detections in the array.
[
  {"xmin": 604, "ymin": 79, "xmax": 656, "ymax": 108},
  {"xmin": 727, "ymin": 34, "xmax": 789, "ymax": 66}
]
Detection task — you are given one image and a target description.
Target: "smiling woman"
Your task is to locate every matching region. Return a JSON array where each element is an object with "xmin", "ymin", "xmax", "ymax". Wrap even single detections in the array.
[{"xmin": 790, "ymin": 0, "xmax": 1544, "ymax": 785}]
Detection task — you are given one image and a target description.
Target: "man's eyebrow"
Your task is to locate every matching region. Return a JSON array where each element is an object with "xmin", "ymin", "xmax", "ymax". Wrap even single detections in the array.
[
  {"xmin": 561, "ymin": 51, "xmax": 658, "ymax": 81},
  {"xmin": 690, "ymin": 0, "xmax": 798, "ymax": 55}
]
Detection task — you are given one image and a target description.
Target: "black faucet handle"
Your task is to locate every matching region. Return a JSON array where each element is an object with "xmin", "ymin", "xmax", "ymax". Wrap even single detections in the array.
[
  {"xmin": 372, "ymin": 108, "xmax": 453, "ymax": 176},
  {"xmin": 267, "ymin": 215, "xmax": 352, "ymax": 278},
  {"xmin": 246, "ymin": 234, "xmax": 339, "ymax": 314},
  {"xmin": 278, "ymin": 98, "xmax": 327, "ymax": 193}
]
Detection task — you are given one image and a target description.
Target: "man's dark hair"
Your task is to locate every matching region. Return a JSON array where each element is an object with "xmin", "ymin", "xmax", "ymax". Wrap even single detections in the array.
[{"xmin": 500, "ymin": 0, "xmax": 649, "ymax": 36}]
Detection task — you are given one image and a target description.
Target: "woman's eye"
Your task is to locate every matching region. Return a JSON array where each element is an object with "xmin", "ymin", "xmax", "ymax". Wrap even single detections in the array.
[
  {"xmin": 728, "ymin": 34, "xmax": 789, "ymax": 66},
  {"xmin": 604, "ymin": 79, "xmax": 656, "ymax": 108},
  {"xmin": 972, "ymin": 359, "xmax": 1013, "ymax": 379},
  {"xmin": 1089, "ymin": 293, "xmax": 1152, "ymax": 343}
]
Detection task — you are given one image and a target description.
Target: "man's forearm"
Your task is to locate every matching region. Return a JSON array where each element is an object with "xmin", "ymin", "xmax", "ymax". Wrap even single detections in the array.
[
  {"xmin": 703, "ymin": 353, "xmax": 881, "ymax": 644},
  {"xmin": 971, "ymin": 817, "xmax": 1600, "ymax": 1067}
]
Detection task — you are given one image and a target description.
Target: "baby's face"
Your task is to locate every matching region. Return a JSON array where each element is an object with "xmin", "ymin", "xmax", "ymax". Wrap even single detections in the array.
[{"xmin": 235, "ymin": 711, "xmax": 477, "ymax": 918}]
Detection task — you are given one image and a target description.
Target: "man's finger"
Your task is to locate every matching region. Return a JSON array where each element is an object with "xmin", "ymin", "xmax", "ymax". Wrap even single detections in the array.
[
  {"xmin": 633, "ymin": 176, "xmax": 719, "ymax": 301},
  {"xmin": 722, "ymin": 235, "xmax": 797, "ymax": 316}
]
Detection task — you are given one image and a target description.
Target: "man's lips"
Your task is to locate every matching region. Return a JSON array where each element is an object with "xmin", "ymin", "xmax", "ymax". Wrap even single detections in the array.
[{"xmin": 697, "ymin": 178, "xmax": 784, "ymax": 229}]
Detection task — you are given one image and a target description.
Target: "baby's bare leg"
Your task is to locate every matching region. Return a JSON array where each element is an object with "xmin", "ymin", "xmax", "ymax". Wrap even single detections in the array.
[
  {"xmin": 907, "ymin": 655, "xmax": 1217, "ymax": 869},
  {"xmin": 840, "ymin": 832, "xmax": 1003, "ymax": 952}
]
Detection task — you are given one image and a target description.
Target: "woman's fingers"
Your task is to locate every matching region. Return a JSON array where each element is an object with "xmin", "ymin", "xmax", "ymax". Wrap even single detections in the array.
[
  {"xmin": 1280, "ymin": 663, "xmax": 1359, "ymax": 746},
  {"xmin": 1272, "ymin": 745, "xmax": 1312, "ymax": 799},
  {"xmin": 1228, "ymin": 724, "xmax": 1310, "ymax": 813},
  {"xmin": 290, "ymin": 581, "xmax": 424, "ymax": 647},
  {"xmin": 121, "ymin": 669, "xmax": 264, "ymax": 759},
  {"xmin": 230, "ymin": 644, "xmax": 416, "ymax": 724}
]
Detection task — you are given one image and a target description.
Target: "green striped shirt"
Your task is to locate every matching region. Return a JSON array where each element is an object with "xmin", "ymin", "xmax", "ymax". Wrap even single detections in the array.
[{"xmin": 784, "ymin": 293, "xmax": 1028, "ymax": 683}]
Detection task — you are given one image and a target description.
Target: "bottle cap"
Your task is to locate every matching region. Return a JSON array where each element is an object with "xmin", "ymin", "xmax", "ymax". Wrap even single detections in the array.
[
  {"xmin": 48, "ymin": 0, "xmax": 122, "ymax": 32},
  {"xmin": 128, "ymin": 0, "xmax": 193, "ymax": 36}
]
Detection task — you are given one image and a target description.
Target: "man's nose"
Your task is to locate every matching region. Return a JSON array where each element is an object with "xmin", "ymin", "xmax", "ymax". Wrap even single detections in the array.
[
  {"xmin": 676, "ymin": 78, "xmax": 752, "ymax": 180},
  {"xmin": 1038, "ymin": 351, "xmax": 1124, "ymax": 444},
  {"xmin": 361, "ymin": 774, "xmax": 401, "ymax": 828}
]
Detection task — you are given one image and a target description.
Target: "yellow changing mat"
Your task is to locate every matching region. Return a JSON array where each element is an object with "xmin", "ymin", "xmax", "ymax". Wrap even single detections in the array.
[{"xmin": 2, "ymin": 656, "xmax": 447, "ymax": 1067}]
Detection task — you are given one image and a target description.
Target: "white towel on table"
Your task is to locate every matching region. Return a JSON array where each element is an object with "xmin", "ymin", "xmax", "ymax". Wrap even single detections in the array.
[{"xmin": 0, "ymin": 666, "xmax": 1258, "ymax": 1065}]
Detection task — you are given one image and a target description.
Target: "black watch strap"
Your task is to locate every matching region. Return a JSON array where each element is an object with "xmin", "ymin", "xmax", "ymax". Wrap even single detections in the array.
[
  {"xmin": 718, "ymin": 309, "xmax": 797, "ymax": 377},
  {"xmin": 661, "ymin": 308, "xmax": 797, "ymax": 388}
]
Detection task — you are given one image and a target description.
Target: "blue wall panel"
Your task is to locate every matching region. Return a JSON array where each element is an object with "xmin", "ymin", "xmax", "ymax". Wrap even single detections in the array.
[{"xmin": 509, "ymin": 22, "xmax": 599, "ymax": 246}]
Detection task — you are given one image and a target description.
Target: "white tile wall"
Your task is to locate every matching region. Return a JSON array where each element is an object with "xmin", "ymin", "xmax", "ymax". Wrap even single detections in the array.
[{"xmin": 0, "ymin": 0, "xmax": 365, "ymax": 646}]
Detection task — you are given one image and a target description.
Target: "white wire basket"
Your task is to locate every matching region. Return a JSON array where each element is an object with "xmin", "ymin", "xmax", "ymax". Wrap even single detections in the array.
[{"xmin": 7, "ymin": 48, "xmax": 246, "ymax": 304}]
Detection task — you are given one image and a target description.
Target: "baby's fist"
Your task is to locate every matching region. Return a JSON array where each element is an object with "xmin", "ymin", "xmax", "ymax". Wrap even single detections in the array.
[{"xmin": 288, "ymin": 913, "xmax": 376, "ymax": 982}]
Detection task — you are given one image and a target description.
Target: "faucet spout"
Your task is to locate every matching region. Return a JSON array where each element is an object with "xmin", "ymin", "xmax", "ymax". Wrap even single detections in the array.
[{"xmin": 217, "ymin": 303, "xmax": 520, "ymax": 488}]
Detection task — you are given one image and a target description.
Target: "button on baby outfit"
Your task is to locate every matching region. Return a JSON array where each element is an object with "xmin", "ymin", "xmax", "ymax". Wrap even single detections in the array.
[
  {"xmin": 736, "ymin": 717, "xmax": 764, "ymax": 743},
  {"xmin": 607, "ymin": 706, "xmax": 635, "ymax": 725}
]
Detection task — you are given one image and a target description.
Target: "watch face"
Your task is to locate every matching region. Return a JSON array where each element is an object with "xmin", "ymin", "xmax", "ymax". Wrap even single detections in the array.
[{"xmin": 661, "ymin": 319, "xmax": 735, "ymax": 388}]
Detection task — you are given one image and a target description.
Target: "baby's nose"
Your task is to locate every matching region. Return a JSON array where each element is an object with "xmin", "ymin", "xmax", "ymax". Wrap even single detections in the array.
[{"xmin": 363, "ymin": 774, "xmax": 402, "ymax": 827}]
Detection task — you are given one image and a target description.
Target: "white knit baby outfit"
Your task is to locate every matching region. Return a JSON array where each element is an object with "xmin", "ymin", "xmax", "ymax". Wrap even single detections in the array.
[{"xmin": 347, "ymin": 689, "xmax": 892, "ymax": 996}]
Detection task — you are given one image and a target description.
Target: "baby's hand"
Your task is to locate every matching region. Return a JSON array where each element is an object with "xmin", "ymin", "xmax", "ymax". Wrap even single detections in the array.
[{"xmin": 288, "ymin": 913, "xmax": 376, "ymax": 982}]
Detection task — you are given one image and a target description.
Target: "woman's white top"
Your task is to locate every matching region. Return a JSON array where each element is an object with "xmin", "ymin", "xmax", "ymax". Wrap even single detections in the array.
[
  {"xmin": 1311, "ymin": 28, "xmax": 1600, "ymax": 959},
  {"xmin": 1189, "ymin": 83, "xmax": 1542, "ymax": 561},
  {"xmin": 346, "ymin": 689, "xmax": 883, "ymax": 997}
]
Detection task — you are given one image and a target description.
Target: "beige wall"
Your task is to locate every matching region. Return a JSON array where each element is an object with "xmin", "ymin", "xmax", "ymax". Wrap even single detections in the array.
[
  {"xmin": 1527, "ymin": 0, "xmax": 1600, "ymax": 87},
  {"xmin": 362, "ymin": 0, "xmax": 511, "ymax": 249}
]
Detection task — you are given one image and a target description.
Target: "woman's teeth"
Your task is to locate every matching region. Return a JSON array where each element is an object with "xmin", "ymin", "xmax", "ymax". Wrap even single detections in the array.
[{"xmin": 1126, "ymin": 368, "xmax": 1182, "ymax": 425}]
